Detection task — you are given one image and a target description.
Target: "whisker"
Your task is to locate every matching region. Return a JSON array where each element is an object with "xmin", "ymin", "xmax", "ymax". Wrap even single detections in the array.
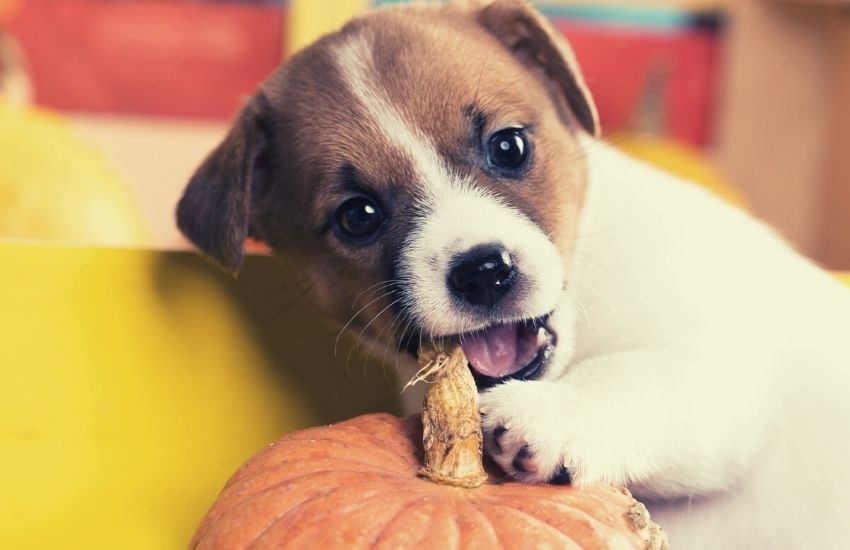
[
  {"xmin": 351, "ymin": 279, "xmax": 400, "ymax": 308},
  {"xmin": 566, "ymin": 286, "xmax": 593, "ymax": 330},
  {"xmin": 355, "ymin": 297, "xmax": 402, "ymax": 348},
  {"xmin": 348, "ymin": 297, "xmax": 402, "ymax": 381},
  {"xmin": 395, "ymin": 316, "xmax": 416, "ymax": 373},
  {"xmin": 363, "ymin": 329, "xmax": 389, "ymax": 384},
  {"xmin": 382, "ymin": 308, "xmax": 408, "ymax": 370},
  {"xmin": 334, "ymin": 290, "xmax": 396, "ymax": 358},
  {"xmin": 574, "ymin": 220, "xmax": 632, "ymax": 241},
  {"xmin": 573, "ymin": 249, "xmax": 618, "ymax": 281},
  {"xmin": 580, "ymin": 281, "xmax": 621, "ymax": 320},
  {"xmin": 374, "ymin": 308, "xmax": 406, "ymax": 382}
]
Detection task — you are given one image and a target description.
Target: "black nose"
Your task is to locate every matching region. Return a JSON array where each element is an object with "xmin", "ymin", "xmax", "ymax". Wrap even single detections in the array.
[{"xmin": 448, "ymin": 245, "xmax": 517, "ymax": 306}]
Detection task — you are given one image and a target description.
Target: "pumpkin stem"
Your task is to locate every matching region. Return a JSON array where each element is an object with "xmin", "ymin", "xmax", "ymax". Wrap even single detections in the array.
[{"xmin": 418, "ymin": 340, "xmax": 488, "ymax": 488}]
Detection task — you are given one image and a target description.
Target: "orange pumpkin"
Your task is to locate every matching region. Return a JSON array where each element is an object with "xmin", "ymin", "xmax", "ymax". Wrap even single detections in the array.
[
  {"xmin": 192, "ymin": 344, "xmax": 667, "ymax": 549},
  {"xmin": 192, "ymin": 413, "xmax": 667, "ymax": 549}
]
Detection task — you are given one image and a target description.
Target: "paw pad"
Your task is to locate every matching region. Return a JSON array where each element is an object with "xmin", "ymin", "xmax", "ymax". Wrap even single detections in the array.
[{"xmin": 511, "ymin": 446, "xmax": 538, "ymax": 474}]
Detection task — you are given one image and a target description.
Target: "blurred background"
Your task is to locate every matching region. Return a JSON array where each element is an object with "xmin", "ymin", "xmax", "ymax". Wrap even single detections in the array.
[
  {"xmin": 2, "ymin": 0, "xmax": 848, "ymax": 266},
  {"xmin": 1, "ymin": 0, "xmax": 848, "ymax": 548}
]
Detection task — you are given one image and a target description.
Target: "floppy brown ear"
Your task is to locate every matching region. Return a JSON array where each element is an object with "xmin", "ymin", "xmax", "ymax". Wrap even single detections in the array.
[
  {"xmin": 477, "ymin": 0, "xmax": 599, "ymax": 137},
  {"xmin": 176, "ymin": 96, "xmax": 269, "ymax": 273}
]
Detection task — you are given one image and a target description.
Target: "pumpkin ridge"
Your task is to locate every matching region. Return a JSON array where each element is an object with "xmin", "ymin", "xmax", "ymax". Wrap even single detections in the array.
[
  {"xmin": 209, "ymin": 471, "xmax": 414, "ymax": 548},
  {"xmin": 494, "ymin": 483, "xmax": 630, "ymax": 514},
  {"xmin": 455, "ymin": 498, "xmax": 501, "ymax": 550},
  {"xmin": 446, "ymin": 496, "xmax": 462, "ymax": 550},
  {"xmin": 497, "ymin": 484, "xmax": 644, "ymax": 535},
  {"xmin": 421, "ymin": 497, "xmax": 463, "ymax": 550},
  {"xmin": 246, "ymin": 482, "xmax": 404, "ymax": 550},
  {"xmin": 316, "ymin": 494, "xmax": 446, "ymax": 549},
  {"xmin": 246, "ymin": 485, "xmax": 351, "ymax": 549},
  {"xmin": 369, "ymin": 495, "xmax": 435, "ymax": 548},
  {"xmin": 195, "ymin": 480, "xmax": 336, "ymax": 549},
  {"xmin": 469, "ymin": 499, "xmax": 509, "ymax": 550},
  {"xmin": 488, "ymin": 494, "xmax": 620, "ymax": 548},
  {"xmin": 248, "ymin": 480, "xmax": 421, "ymax": 548},
  {"xmin": 501, "ymin": 491, "xmax": 625, "ymax": 526},
  {"xmin": 477, "ymin": 502, "xmax": 584, "ymax": 549},
  {"xmin": 483, "ymin": 486, "xmax": 642, "ymax": 545},
  {"xmin": 195, "ymin": 471, "xmax": 414, "ymax": 546},
  {"xmin": 369, "ymin": 496, "xmax": 451, "ymax": 549}
]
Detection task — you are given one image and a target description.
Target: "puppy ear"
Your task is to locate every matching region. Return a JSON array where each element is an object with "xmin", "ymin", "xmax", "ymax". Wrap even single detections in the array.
[
  {"xmin": 176, "ymin": 96, "xmax": 269, "ymax": 273},
  {"xmin": 477, "ymin": 0, "xmax": 599, "ymax": 137}
]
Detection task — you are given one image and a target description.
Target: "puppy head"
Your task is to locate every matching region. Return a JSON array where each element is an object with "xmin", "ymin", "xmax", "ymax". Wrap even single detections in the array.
[{"xmin": 177, "ymin": 0, "xmax": 597, "ymax": 384}]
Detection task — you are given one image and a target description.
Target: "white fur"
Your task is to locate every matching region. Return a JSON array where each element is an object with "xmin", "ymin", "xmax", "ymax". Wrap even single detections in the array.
[
  {"xmin": 480, "ymin": 136, "xmax": 850, "ymax": 548},
  {"xmin": 337, "ymin": 26, "xmax": 850, "ymax": 549}
]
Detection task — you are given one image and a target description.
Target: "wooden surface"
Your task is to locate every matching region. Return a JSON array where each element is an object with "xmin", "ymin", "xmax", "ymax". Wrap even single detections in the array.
[
  {"xmin": 820, "ymin": 13, "xmax": 850, "ymax": 268},
  {"xmin": 714, "ymin": 1, "xmax": 850, "ymax": 269}
]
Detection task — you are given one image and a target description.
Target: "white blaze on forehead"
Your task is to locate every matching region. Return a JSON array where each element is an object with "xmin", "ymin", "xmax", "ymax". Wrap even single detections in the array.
[{"xmin": 334, "ymin": 33, "xmax": 452, "ymax": 192}]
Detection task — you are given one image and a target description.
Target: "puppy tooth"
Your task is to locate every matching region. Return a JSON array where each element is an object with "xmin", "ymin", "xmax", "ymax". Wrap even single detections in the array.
[{"xmin": 536, "ymin": 326, "xmax": 548, "ymax": 345}]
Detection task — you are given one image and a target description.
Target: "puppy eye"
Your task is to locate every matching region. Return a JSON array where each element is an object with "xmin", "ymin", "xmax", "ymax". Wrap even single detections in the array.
[
  {"xmin": 334, "ymin": 196, "xmax": 386, "ymax": 243},
  {"xmin": 487, "ymin": 128, "xmax": 528, "ymax": 172}
]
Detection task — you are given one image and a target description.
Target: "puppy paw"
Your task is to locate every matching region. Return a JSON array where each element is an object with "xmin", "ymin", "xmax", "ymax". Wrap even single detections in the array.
[{"xmin": 479, "ymin": 380, "xmax": 605, "ymax": 485}]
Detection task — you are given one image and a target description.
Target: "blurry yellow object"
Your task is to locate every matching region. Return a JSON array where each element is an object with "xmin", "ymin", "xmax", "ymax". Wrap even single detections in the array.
[
  {"xmin": 837, "ymin": 272, "xmax": 850, "ymax": 287},
  {"xmin": 0, "ymin": 96, "xmax": 149, "ymax": 244},
  {"xmin": 0, "ymin": 244, "xmax": 313, "ymax": 549},
  {"xmin": 611, "ymin": 133, "xmax": 747, "ymax": 208},
  {"xmin": 287, "ymin": 0, "xmax": 369, "ymax": 55}
]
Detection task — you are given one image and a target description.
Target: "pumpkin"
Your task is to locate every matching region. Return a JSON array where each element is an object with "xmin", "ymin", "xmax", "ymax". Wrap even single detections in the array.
[{"xmin": 192, "ymin": 343, "xmax": 668, "ymax": 549}]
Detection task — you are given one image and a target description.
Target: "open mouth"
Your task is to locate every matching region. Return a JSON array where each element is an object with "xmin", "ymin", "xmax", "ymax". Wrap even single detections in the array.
[{"xmin": 459, "ymin": 316, "xmax": 555, "ymax": 388}]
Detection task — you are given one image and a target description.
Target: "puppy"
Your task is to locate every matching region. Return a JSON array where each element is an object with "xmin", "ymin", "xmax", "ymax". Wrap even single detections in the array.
[{"xmin": 176, "ymin": 1, "xmax": 850, "ymax": 547}]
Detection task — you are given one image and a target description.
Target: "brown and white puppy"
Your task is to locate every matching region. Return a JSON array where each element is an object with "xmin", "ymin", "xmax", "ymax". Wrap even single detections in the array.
[
  {"xmin": 177, "ymin": 1, "xmax": 850, "ymax": 547},
  {"xmin": 179, "ymin": 0, "xmax": 591, "ymax": 336}
]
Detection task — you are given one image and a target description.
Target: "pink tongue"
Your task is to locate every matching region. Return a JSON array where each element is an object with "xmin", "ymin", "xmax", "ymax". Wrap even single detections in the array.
[{"xmin": 462, "ymin": 324, "xmax": 523, "ymax": 378}]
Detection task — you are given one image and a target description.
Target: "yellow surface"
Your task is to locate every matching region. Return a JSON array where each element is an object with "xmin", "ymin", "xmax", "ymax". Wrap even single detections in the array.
[
  {"xmin": 0, "ymin": 243, "xmax": 312, "ymax": 549},
  {"xmin": 287, "ymin": 0, "xmax": 369, "ymax": 55},
  {"xmin": 837, "ymin": 272, "xmax": 850, "ymax": 287},
  {"xmin": 0, "ymin": 97, "xmax": 149, "ymax": 244}
]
